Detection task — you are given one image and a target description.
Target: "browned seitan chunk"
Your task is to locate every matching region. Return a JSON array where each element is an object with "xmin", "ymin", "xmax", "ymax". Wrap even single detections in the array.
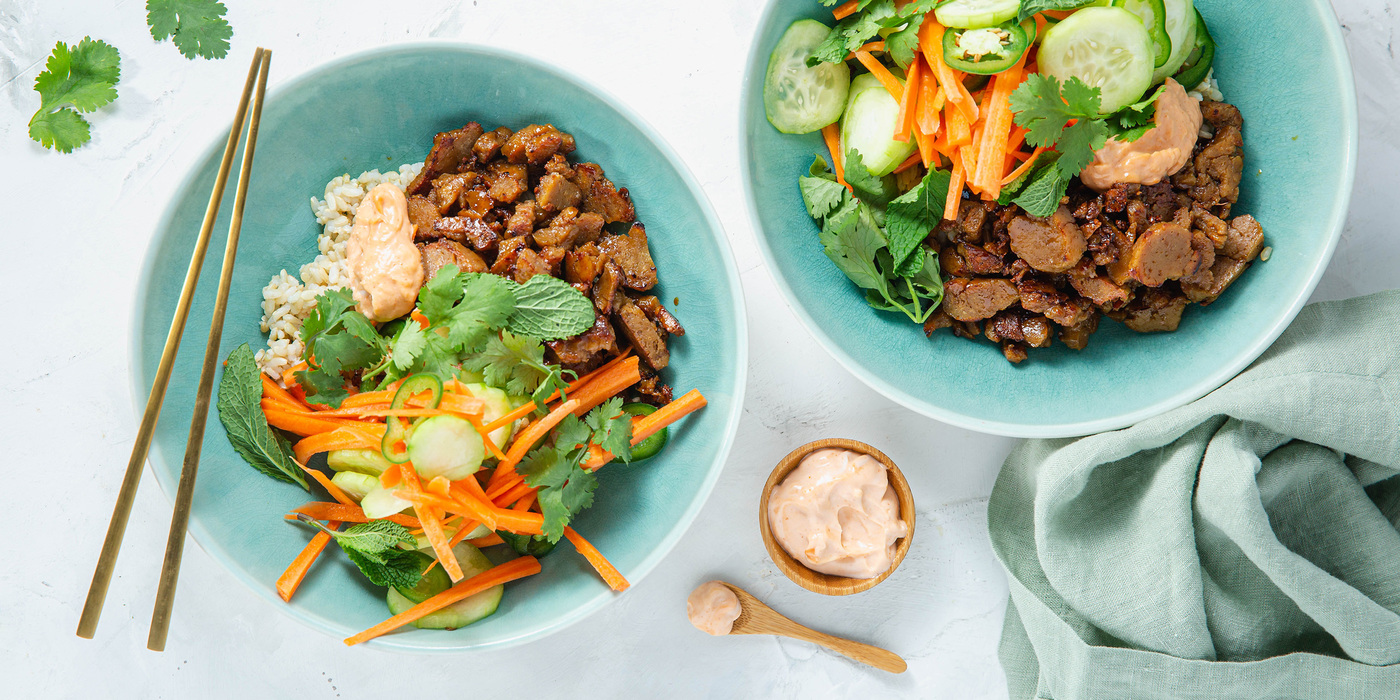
[
  {"xmin": 533, "ymin": 207, "xmax": 580, "ymax": 248},
  {"xmin": 1114, "ymin": 288, "xmax": 1189, "ymax": 333},
  {"xmin": 536, "ymin": 172, "xmax": 582, "ymax": 213},
  {"xmin": 592, "ymin": 262, "xmax": 622, "ymax": 315},
  {"xmin": 614, "ymin": 299, "xmax": 669, "ymax": 370},
  {"xmin": 406, "ymin": 123, "xmax": 484, "ymax": 196},
  {"xmin": 431, "ymin": 173, "xmax": 476, "ymax": 215},
  {"xmin": 1067, "ymin": 259, "xmax": 1132, "ymax": 309},
  {"xmin": 472, "ymin": 126, "xmax": 512, "ymax": 162},
  {"xmin": 634, "ymin": 295, "xmax": 685, "ymax": 336},
  {"xmin": 433, "ymin": 215, "xmax": 498, "ymax": 251},
  {"xmin": 1008, "ymin": 206, "xmax": 1086, "ymax": 274},
  {"xmin": 505, "ymin": 201, "xmax": 536, "ymax": 239},
  {"xmin": 942, "ymin": 278, "xmax": 1020, "ymax": 322},
  {"xmin": 1109, "ymin": 222, "xmax": 1208, "ymax": 287},
  {"xmin": 547, "ymin": 315, "xmax": 617, "ymax": 370},
  {"xmin": 597, "ymin": 223, "xmax": 657, "ymax": 291},
  {"xmin": 513, "ymin": 248, "xmax": 551, "ymax": 284},
  {"xmin": 419, "ymin": 239, "xmax": 487, "ymax": 279},
  {"xmin": 406, "ymin": 196, "xmax": 441, "ymax": 240},
  {"xmin": 1058, "ymin": 310, "xmax": 1101, "ymax": 350},
  {"xmin": 1220, "ymin": 215, "xmax": 1264, "ymax": 261},
  {"xmin": 501, "ymin": 124, "xmax": 577, "ymax": 165},
  {"xmin": 564, "ymin": 242, "xmax": 608, "ymax": 290},
  {"xmin": 490, "ymin": 236, "xmax": 530, "ymax": 276},
  {"xmin": 1181, "ymin": 257, "xmax": 1250, "ymax": 304},
  {"xmin": 486, "ymin": 163, "xmax": 528, "ymax": 204},
  {"xmin": 572, "ymin": 162, "xmax": 636, "ymax": 223}
]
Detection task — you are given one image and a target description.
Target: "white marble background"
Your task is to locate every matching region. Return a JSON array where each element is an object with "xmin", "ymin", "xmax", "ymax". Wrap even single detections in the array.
[{"xmin": 1, "ymin": 1, "xmax": 1394, "ymax": 698}]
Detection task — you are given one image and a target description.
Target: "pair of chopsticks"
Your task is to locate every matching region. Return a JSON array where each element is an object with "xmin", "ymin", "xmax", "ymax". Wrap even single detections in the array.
[{"xmin": 76, "ymin": 48, "xmax": 272, "ymax": 652}]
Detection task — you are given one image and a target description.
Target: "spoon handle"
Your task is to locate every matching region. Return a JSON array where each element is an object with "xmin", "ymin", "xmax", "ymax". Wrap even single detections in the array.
[{"xmin": 762, "ymin": 617, "xmax": 907, "ymax": 674}]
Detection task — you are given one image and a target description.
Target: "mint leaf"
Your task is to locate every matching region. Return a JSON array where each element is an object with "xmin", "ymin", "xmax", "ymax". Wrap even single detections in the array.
[
  {"xmin": 147, "ymin": 0, "xmax": 232, "ymax": 60},
  {"xmin": 1013, "ymin": 162, "xmax": 1069, "ymax": 218},
  {"xmin": 1018, "ymin": 0, "xmax": 1104, "ymax": 23},
  {"xmin": 217, "ymin": 344, "xmax": 308, "ymax": 489},
  {"xmin": 298, "ymin": 517, "xmax": 421, "ymax": 588},
  {"xmin": 885, "ymin": 167, "xmax": 951, "ymax": 271},
  {"xmin": 507, "ymin": 275, "xmax": 595, "ymax": 341},
  {"xmin": 28, "ymin": 38, "xmax": 121, "ymax": 152}
]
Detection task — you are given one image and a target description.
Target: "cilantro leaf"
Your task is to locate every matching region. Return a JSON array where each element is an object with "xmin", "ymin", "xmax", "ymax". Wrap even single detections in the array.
[
  {"xmin": 1018, "ymin": 0, "xmax": 1104, "ymax": 23},
  {"xmin": 553, "ymin": 414, "xmax": 593, "ymax": 456},
  {"xmin": 800, "ymin": 174, "xmax": 849, "ymax": 221},
  {"xmin": 28, "ymin": 38, "xmax": 121, "ymax": 153},
  {"xmin": 1055, "ymin": 118, "xmax": 1110, "ymax": 180},
  {"xmin": 462, "ymin": 331, "xmax": 572, "ymax": 407},
  {"xmin": 517, "ymin": 437, "xmax": 598, "ymax": 542},
  {"xmin": 885, "ymin": 0, "xmax": 938, "ymax": 68},
  {"xmin": 297, "ymin": 517, "xmax": 421, "ymax": 588},
  {"xmin": 507, "ymin": 275, "xmax": 595, "ymax": 341},
  {"xmin": 436, "ymin": 273, "xmax": 517, "ymax": 352},
  {"xmin": 388, "ymin": 321, "xmax": 428, "ymax": 372},
  {"xmin": 416, "ymin": 264, "xmax": 466, "ymax": 319},
  {"xmin": 216, "ymin": 344, "xmax": 308, "ymax": 489},
  {"xmin": 1010, "ymin": 74, "xmax": 1074, "ymax": 148},
  {"xmin": 885, "ymin": 167, "xmax": 951, "ymax": 272},
  {"xmin": 843, "ymin": 149, "xmax": 896, "ymax": 205},
  {"xmin": 585, "ymin": 398, "xmax": 633, "ymax": 463},
  {"xmin": 1060, "ymin": 76, "xmax": 1103, "ymax": 116},
  {"xmin": 808, "ymin": 0, "xmax": 901, "ymax": 66},
  {"xmin": 819, "ymin": 199, "xmax": 889, "ymax": 291},
  {"xmin": 147, "ymin": 0, "xmax": 233, "ymax": 60}
]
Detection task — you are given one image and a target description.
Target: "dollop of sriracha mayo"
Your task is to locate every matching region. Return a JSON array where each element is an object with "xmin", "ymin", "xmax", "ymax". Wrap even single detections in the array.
[
  {"xmin": 1080, "ymin": 79, "xmax": 1203, "ymax": 192},
  {"xmin": 346, "ymin": 183, "xmax": 424, "ymax": 322},
  {"xmin": 686, "ymin": 581, "xmax": 742, "ymax": 636},
  {"xmin": 767, "ymin": 449, "xmax": 907, "ymax": 579}
]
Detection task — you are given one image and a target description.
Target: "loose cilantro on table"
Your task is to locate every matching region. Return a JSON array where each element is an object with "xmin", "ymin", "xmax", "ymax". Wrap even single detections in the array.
[
  {"xmin": 146, "ymin": 0, "xmax": 233, "ymax": 60},
  {"xmin": 518, "ymin": 399, "xmax": 634, "ymax": 542},
  {"xmin": 800, "ymin": 155, "xmax": 944, "ymax": 324},
  {"xmin": 216, "ymin": 343, "xmax": 309, "ymax": 489},
  {"xmin": 296, "ymin": 516, "xmax": 422, "ymax": 588},
  {"xmin": 27, "ymin": 38, "xmax": 121, "ymax": 153}
]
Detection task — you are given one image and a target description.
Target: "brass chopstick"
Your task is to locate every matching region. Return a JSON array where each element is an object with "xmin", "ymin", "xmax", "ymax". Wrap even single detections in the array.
[
  {"xmin": 77, "ymin": 47, "xmax": 267, "ymax": 641},
  {"xmin": 147, "ymin": 49, "xmax": 272, "ymax": 652}
]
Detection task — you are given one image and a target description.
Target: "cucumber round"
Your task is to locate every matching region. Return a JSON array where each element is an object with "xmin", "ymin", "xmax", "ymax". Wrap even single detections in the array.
[
  {"xmin": 1038, "ymin": 7, "xmax": 1155, "ymax": 114},
  {"xmin": 386, "ymin": 543, "xmax": 504, "ymax": 629},
  {"xmin": 360, "ymin": 485, "xmax": 412, "ymax": 519},
  {"xmin": 846, "ymin": 72, "xmax": 884, "ymax": 112},
  {"xmin": 326, "ymin": 448, "xmax": 392, "ymax": 476},
  {"xmin": 406, "ymin": 415, "xmax": 484, "ymax": 481},
  {"xmin": 764, "ymin": 19, "xmax": 851, "ymax": 134},
  {"xmin": 841, "ymin": 87, "xmax": 917, "ymax": 177},
  {"xmin": 1151, "ymin": 0, "xmax": 1197, "ymax": 82},
  {"xmin": 458, "ymin": 383, "xmax": 518, "ymax": 449},
  {"xmin": 1113, "ymin": 0, "xmax": 1171, "ymax": 68},
  {"xmin": 329, "ymin": 471, "xmax": 379, "ymax": 503},
  {"xmin": 394, "ymin": 551, "xmax": 451, "ymax": 603},
  {"xmin": 934, "ymin": 0, "xmax": 1021, "ymax": 29}
]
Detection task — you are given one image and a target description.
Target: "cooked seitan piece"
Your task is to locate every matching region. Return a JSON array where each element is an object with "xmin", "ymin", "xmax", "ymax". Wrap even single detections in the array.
[
  {"xmin": 472, "ymin": 126, "xmax": 512, "ymax": 162},
  {"xmin": 923, "ymin": 308, "xmax": 954, "ymax": 336},
  {"xmin": 1173, "ymin": 101, "xmax": 1244, "ymax": 213},
  {"xmin": 959, "ymin": 242, "xmax": 1009, "ymax": 276},
  {"xmin": 984, "ymin": 310, "xmax": 1053, "ymax": 348},
  {"xmin": 1181, "ymin": 257, "xmax": 1250, "ymax": 304},
  {"xmin": 1109, "ymin": 221, "xmax": 1207, "ymax": 287},
  {"xmin": 1113, "ymin": 288, "xmax": 1190, "ymax": 333},
  {"xmin": 632, "ymin": 370, "xmax": 674, "ymax": 406},
  {"xmin": 598, "ymin": 223, "xmax": 657, "ymax": 291},
  {"xmin": 942, "ymin": 278, "xmax": 1020, "ymax": 322},
  {"xmin": 592, "ymin": 262, "xmax": 622, "ymax": 315},
  {"xmin": 505, "ymin": 201, "xmax": 536, "ymax": 238},
  {"xmin": 634, "ymin": 295, "xmax": 685, "ymax": 336},
  {"xmin": 564, "ymin": 242, "xmax": 607, "ymax": 290},
  {"xmin": 433, "ymin": 215, "xmax": 498, "ymax": 251},
  {"xmin": 572, "ymin": 162, "xmax": 636, "ymax": 223},
  {"xmin": 1008, "ymin": 206, "xmax": 1086, "ymax": 274},
  {"xmin": 419, "ymin": 239, "xmax": 487, "ymax": 279},
  {"xmin": 490, "ymin": 236, "xmax": 530, "ymax": 276},
  {"xmin": 1058, "ymin": 310, "xmax": 1101, "ymax": 350},
  {"xmin": 533, "ymin": 207, "xmax": 580, "ymax": 248},
  {"xmin": 432, "ymin": 173, "xmax": 476, "ymax": 215},
  {"xmin": 1220, "ymin": 215, "xmax": 1265, "ymax": 261},
  {"xmin": 406, "ymin": 195, "xmax": 441, "ymax": 240},
  {"xmin": 614, "ymin": 299, "xmax": 669, "ymax": 370},
  {"xmin": 406, "ymin": 123, "xmax": 484, "ymax": 196},
  {"xmin": 501, "ymin": 124, "xmax": 577, "ymax": 165},
  {"xmin": 486, "ymin": 163, "xmax": 528, "ymax": 204},
  {"xmin": 512, "ymin": 248, "xmax": 551, "ymax": 284},
  {"xmin": 547, "ymin": 315, "xmax": 617, "ymax": 370},
  {"xmin": 536, "ymin": 172, "xmax": 582, "ymax": 213}
]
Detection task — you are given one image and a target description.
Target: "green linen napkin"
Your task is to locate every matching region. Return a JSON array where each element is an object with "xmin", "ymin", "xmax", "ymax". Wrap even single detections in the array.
[{"xmin": 989, "ymin": 291, "xmax": 1400, "ymax": 700}]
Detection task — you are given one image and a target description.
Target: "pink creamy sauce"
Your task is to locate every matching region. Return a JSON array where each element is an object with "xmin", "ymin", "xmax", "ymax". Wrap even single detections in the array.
[
  {"xmin": 1080, "ymin": 79, "xmax": 1204, "ymax": 192},
  {"xmin": 346, "ymin": 183, "xmax": 424, "ymax": 322},
  {"xmin": 686, "ymin": 581, "xmax": 741, "ymax": 636},
  {"xmin": 767, "ymin": 448, "xmax": 907, "ymax": 579}
]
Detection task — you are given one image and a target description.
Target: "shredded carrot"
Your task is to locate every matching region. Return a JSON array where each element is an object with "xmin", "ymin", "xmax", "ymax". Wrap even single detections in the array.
[
  {"xmin": 920, "ymin": 20, "xmax": 978, "ymax": 125},
  {"xmin": 852, "ymin": 51, "xmax": 902, "ymax": 101},
  {"xmin": 344, "ymin": 556, "xmax": 542, "ymax": 645},
  {"xmin": 946, "ymin": 156, "xmax": 966, "ymax": 221},
  {"xmin": 511, "ymin": 491, "xmax": 536, "ymax": 512},
  {"xmin": 301, "ymin": 464, "xmax": 356, "ymax": 507},
  {"xmin": 893, "ymin": 152, "xmax": 922, "ymax": 174},
  {"xmin": 584, "ymin": 389, "xmax": 708, "ymax": 469},
  {"xmin": 399, "ymin": 467, "xmax": 463, "ymax": 581},
  {"xmin": 261, "ymin": 373, "xmax": 307, "ymax": 410},
  {"xmin": 276, "ymin": 521, "xmax": 338, "ymax": 602},
  {"xmin": 379, "ymin": 464, "xmax": 402, "ymax": 488},
  {"xmin": 463, "ymin": 414, "xmax": 507, "ymax": 462},
  {"xmin": 894, "ymin": 55, "xmax": 922, "ymax": 142},
  {"xmin": 468, "ymin": 533, "xmax": 505, "ymax": 548},
  {"xmin": 960, "ymin": 143, "xmax": 979, "ymax": 195},
  {"xmin": 845, "ymin": 41, "xmax": 886, "ymax": 60},
  {"xmin": 946, "ymin": 106, "xmax": 971, "ymax": 148},
  {"xmin": 1003, "ymin": 146, "xmax": 1047, "ymax": 186},
  {"xmin": 564, "ymin": 527, "xmax": 629, "ymax": 592},
  {"xmin": 493, "ymin": 481, "xmax": 536, "ymax": 509},
  {"xmin": 410, "ymin": 309, "xmax": 430, "ymax": 328},
  {"xmin": 265, "ymin": 406, "xmax": 365, "ymax": 437},
  {"xmin": 970, "ymin": 54, "xmax": 1026, "ymax": 200},
  {"xmin": 567, "ymin": 356, "xmax": 642, "ymax": 416},
  {"xmin": 821, "ymin": 124, "xmax": 848, "ymax": 189},
  {"xmin": 832, "ymin": 0, "xmax": 859, "ymax": 20},
  {"xmin": 340, "ymin": 390, "xmax": 397, "ymax": 409},
  {"xmin": 913, "ymin": 124, "xmax": 937, "ymax": 168},
  {"xmin": 917, "ymin": 75, "xmax": 944, "ymax": 137},
  {"xmin": 438, "ymin": 393, "xmax": 486, "ymax": 417},
  {"xmin": 289, "ymin": 502, "xmax": 420, "ymax": 529},
  {"xmin": 426, "ymin": 476, "xmax": 452, "ymax": 497},
  {"xmin": 491, "ymin": 508, "xmax": 545, "ymax": 536},
  {"xmin": 292, "ymin": 425, "xmax": 384, "ymax": 464},
  {"xmin": 447, "ymin": 482, "xmax": 501, "ymax": 531},
  {"xmin": 495, "ymin": 398, "xmax": 582, "ymax": 475}
]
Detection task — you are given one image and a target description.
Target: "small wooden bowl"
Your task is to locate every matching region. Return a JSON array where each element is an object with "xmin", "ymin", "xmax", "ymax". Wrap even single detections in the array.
[{"xmin": 759, "ymin": 438, "xmax": 915, "ymax": 596}]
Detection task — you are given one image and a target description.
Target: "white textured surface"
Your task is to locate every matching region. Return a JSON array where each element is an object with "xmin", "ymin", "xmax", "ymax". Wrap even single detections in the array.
[{"xmin": 0, "ymin": 1, "xmax": 1392, "ymax": 697}]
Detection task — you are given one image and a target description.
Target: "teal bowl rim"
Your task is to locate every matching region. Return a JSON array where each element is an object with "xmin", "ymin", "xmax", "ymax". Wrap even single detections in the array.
[
  {"xmin": 737, "ymin": 0, "xmax": 1358, "ymax": 438},
  {"xmin": 129, "ymin": 40, "xmax": 749, "ymax": 651}
]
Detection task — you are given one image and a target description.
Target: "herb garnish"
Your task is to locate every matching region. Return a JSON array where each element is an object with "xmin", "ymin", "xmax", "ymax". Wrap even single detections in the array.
[
  {"xmin": 810, "ymin": 0, "xmax": 938, "ymax": 69},
  {"xmin": 27, "ymin": 38, "xmax": 121, "ymax": 153},
  {"xmin": 216, "ymin": 344, "xmax": 309, "ymax": 489},
  {"xmin": 296, "ymin": 516, "xmax": 421, "ymax": 588},
  {"xmin": 146, "ymin": 0, "xmax": 233, "ymax": 60},
  {"xmin": 1017, "ymin": 0, "xmax": 1106, "ymax": 23},
  {"xmin": 518, "ymin": 399, "xmax": 634, "ymax": 542}
]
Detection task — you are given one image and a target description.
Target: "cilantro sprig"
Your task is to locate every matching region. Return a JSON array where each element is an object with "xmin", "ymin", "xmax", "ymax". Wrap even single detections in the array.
[
  {"xmin": 800, "ymin": 154, "xmax": 944, "ymax": 324},
  {"xmin": 296, "ymin": 516, "xmax": 422, "ymax": 588},
  {"xmin": 1007, "ymin": 75, "xmax": 1166, "ymax": 216},
  {"xmin": 28, "ymin": 38, "xmax": 121, "ymax": 153},
  {"xmin": 518, "ymin": 399, "xmax": 634, "ymax": 542},
  {"xmin": 809, "ymin": 0, "xmax": 937, "ymax": 69},
  {"xmin": 147, "ymin": 0, "xmax": 233, "ymax": 60}
]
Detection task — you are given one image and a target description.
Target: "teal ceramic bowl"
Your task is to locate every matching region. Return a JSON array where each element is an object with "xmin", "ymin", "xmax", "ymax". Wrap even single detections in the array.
[
  {"xmin": 741, "ymin": 0, "xmax": 1356, "ymax": 437},
  {"xmin": 134, "ymin": 44, "xmax": 746, "ymax": 651}
]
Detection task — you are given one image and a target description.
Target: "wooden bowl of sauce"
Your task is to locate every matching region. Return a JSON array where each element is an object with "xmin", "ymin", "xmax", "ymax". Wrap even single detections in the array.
[{"xmin": 759, "ymin": 438, "xmax": 915, "ymax": 595}]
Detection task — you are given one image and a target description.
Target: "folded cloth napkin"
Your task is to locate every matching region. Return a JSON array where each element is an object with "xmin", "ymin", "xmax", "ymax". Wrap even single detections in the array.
[{"xmin": 989, "ymin": 291, "xmax": 1400, "ymax": 700}]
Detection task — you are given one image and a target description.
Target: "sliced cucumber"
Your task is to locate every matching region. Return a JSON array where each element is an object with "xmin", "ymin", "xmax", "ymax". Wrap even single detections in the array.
[
  {"xmin": 846, "ymin": 72, "xmax": 884, "ymax": 112},
  {"xmin": 330, "ymin": 471, "xmax": 379, "ymax": 503},
  {"xmin": 1038, "ymin": 7, "xmax": 1155, "ymax": 114},
  {"xmin": 1113, "ymin": 0, "xmax": 1171, "ymax": 68},
  {"xmin": 360, "ymin": 485, "xmax": 412, "ymax": 519},
  {"xmin": 414, "ymin": 523, "xmax": 491, "ymax": 551},
  {"xmin": 386, "ymin": 544, "xmax": 504, "ymax": 629},
  {"xmin": 326, "ymin": 449, "xmax": 392, "ymax": 477},
  {"xmin": 841, "ymin": 86, "xmax": 917, "ymax": 177},
  {"xmin": 934, "ymin": 0, "xmax": 1020, "ymax": 29},
  {"xmin": 394, "ymin": 551, "xmax": 451, "ymax": 603},
  {"xmin": 765, "ymin": 19, "xmax": 851, "ymax": 134},
  {"xmin": 458, "ymin": 383, "xmax": 517, "ymax": 449},
  {"xmin": 406, "ymin": 415, "xmax": 485, "ymax": 481},
  {"xmin": 1151, "ymin": 0, "xmax": 1197, "ymax": 83}
]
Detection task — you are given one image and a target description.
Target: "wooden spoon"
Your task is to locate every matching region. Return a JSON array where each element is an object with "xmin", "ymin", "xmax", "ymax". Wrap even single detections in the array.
[{"xmin": 721, "ymin": 583, "xmax": 907, "ymax": 674}]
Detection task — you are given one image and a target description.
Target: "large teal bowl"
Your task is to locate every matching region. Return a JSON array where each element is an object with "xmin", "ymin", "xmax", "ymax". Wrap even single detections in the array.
[
  {"xmin": 741, "ymin": 0, "xmax": 1356, "ymax": 437},
  {"xmin": 135, "ymin": 44, "xmax": 746, "ymax": 651}
]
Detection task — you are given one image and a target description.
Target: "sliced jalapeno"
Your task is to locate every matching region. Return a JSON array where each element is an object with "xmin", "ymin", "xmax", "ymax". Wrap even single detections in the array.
[
  {"xmin": 942, "ymin": 20, "xmax": 1030, "ymax": 75},
  {"xmin": 1171, "ymin": 10, "xmax": 1214, "ymax": 92},
  {"xmin": 1113, "ymin": 0, "xmax": 1172, "ymax": 68},
  {"xmin": 380, "ymin": 373, "xmax": 444, "ymax": 464},
  {"xmin": 615, "ymin": 403, "xmax": 668, "ymax": 463}
]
